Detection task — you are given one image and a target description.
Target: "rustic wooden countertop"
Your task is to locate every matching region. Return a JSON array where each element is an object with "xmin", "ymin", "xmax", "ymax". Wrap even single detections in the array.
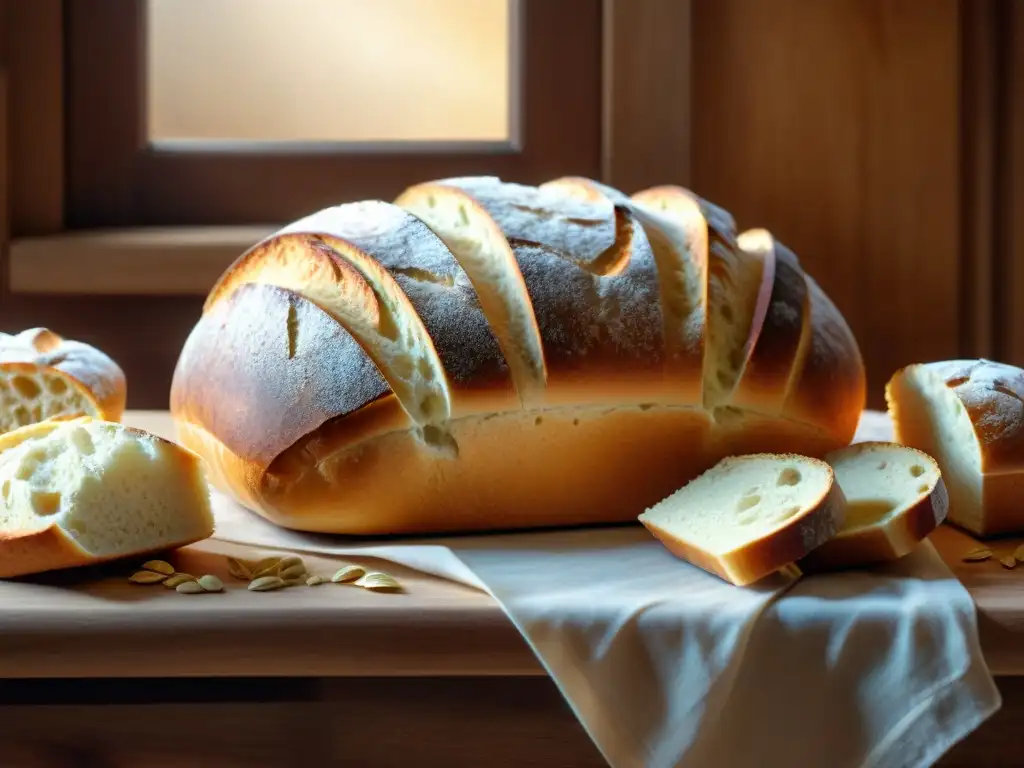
[{"xmin": 0, "ymin": 411, "xmax": 1020, "ymax": 680}]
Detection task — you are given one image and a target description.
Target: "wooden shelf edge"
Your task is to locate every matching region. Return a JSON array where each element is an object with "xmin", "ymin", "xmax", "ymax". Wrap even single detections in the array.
[{"xmin": 8, "ymin": 226, "xmax": 276, "ymax": 295}]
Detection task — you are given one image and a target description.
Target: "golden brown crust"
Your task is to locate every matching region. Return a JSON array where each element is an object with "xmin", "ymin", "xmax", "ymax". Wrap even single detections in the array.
[
  {"xmin": 170, "ymin": 282, "xmax": 396, "ymax": 469},
  {"xmin": 641, "ymin": 455, "xmax": 845, "ymax": 587},
  {"xmin": 780, "ymin": 275, "xmax": 866, "ymax": 445},
  {"xmin": 729, "ymin": 234, "xmax": 808, "ymax": 412}
]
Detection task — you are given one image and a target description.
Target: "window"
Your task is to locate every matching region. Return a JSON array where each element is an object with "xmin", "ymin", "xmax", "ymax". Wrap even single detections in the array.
[
  {"xmin": 66, "ymin": 0, "xmax": 603, "ymax": 228},
  {"xmin": 0, "ymin": 0, "xmax": 692, "ymax": 406}
]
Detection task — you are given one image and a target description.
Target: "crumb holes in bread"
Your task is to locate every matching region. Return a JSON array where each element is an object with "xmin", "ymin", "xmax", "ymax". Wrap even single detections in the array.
[
  {"xmin": 774, "ymin": 506, "xmax": 801, "ymax": 522},
  {"xmin": 917, "ymin": 483, "xmax": 930, "ymax": 493},
  {"xmin": 572, "ymin": 418, "xmax": 580, "ymax": 426},
  {"xmin": 427, "ymin": 194, "xmax": 436, "ymax": 208},
  {"xmin": 877, "ymin": 461, "xmax": 888, "ymax": 470},
  {"xmin": 909, "ymin": 465, "xmax": 925, "ymax": 477},
  {"xmin": 0, "ymin": 480, "xmax": 9, "ymax": 504},
  {"xmin": 47, "ymin": 377, "xmax": 67, "ymax": 395},
  {"xmin": 11, "ymin": 375, "xmax": 40, "ymax": 399},
  {"xmin": 777, "ymin": 468, "xmax": 801, "ymax": 487},
  {"xmin": 30, "ymin": 490, "xmax": 61, "ymax": 516},
  {"xmin": 286, "ymin": 304, "xmax": 299, "ymax": 359},
  {"xmin": 458, "ymin": 205, "xmax": 470, "ymax": 227},
  {"xmin": 419, "ymin": 425, "xmax": 459, "ymax": 458},
  {"xmin": 736, "ymin": 494, "xmax": 761, "ymax": 512},
  {"xmin": 534, "ymin": 416, "xmax": 543, "ymax": 426},
  {"xmin": 69, "ymin": 426, "xmax": 96, "ymax": 455}
]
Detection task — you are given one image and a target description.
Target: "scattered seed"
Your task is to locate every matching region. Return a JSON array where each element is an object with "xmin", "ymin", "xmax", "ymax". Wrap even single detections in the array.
[
  {"xmin": 198, "ymin": 574, "xmax": 224, "ymax": 593},
  {"xmin": 277, "ymin": 555, "xmax": 304, "ymax": 572},
  {"xmin": 279, "ymin": 564, "xmax": 306, "ymax": 581},
  {"xmin": 141, "ymin": 560, "xmax": 175, "ymax": 576},
  {"xmin": 1013, "ymin": 545, "xmax": 1024, "ymax": 564},
  {"xmin": 1001, "ymin": 555, "xmax": 1018, "ymax": 570},
  {"xmin": 176, "ymin": 580, "xmax": 205, "ymax": 594},
  {"xmin": 163, "ymin": 573, "xmax": 197, "ymax": 589},
  {"xmin": 355, "ymin": 572, "xmax": 402, "ymax": 592},
  {"xmin": 250, "ymin": 558, "xmax": 282, "ymax": 579},
  {"xmin": 331, "ymin": 565, "xmax": 366, "ymax": 584},
  {"xmin": 129, "ymin": 570, "xmax": 167, "ymax": 585},
  {"xmin": 962, "ymin": 548, "xmax": 993, "ymax": 562},
  {"xmin": 226, "ymin": 557, "xmax": 253, "ymax": 580},
  {"xmin": 248, "ymin": 575, "xmax": 287, "ymax": 592},
  {"xmin": 306, "ymin": 575, "xmax": 328, "ymax": 586}
]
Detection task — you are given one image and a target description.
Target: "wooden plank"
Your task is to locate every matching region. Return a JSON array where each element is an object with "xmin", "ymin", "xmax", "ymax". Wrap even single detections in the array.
[
  {"xmin": 601, "ymin": 0, "xmax": 692, "ymax": 192},
  {"xmin": 960, "ymin": 0, "xmax": 999, "ymax": 360},
  {"xmin": 8, "ymin": 227, "xmax": 275, "ymax": 295},
  {"xmin": 2, "ymin": 0, "xmax": 63, "ymax": 236},
  {"xmin": 1003, "ymin": 1, "xmax": 1024, "ymax": 364},
  {"xmin": 691, "ymin": 0, "xmax": 961, "ymax": 410}
]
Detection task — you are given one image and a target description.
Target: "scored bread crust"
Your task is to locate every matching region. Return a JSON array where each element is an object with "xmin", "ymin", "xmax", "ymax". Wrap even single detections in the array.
[
  {"xmin": 639, "ymin": 454, "xmax": 846, "ymax": 587},
  {"xmin": 171, "ymin": 175, "xmax": 866, "ymax": 536},
  {"xmin": 886, "ymin": 359, "xmax": 1024, "ymax": 536},
  {"xmin": 0, "ymin": 328, "xmax": 127, "ymax": 433},
  {"xmin": 0, "ymin": 418, "xmax": 213, "ymax": 579},
  {"xmin": 799, "ymin": 442, "xmax": 949, "ymax": 571}
]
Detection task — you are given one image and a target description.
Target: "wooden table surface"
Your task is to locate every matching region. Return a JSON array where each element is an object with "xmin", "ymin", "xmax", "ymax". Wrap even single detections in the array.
[{"xmin": 0, "ymin": 411, "xmax": 1021, "ymax": 680}]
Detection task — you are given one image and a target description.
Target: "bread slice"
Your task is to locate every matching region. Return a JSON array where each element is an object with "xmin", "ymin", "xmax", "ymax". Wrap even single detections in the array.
[
  {"xmin": 0, "ymin": 417, "xmax": 214, "ymax": 578},
  {"xmin": 205, "ymin": 203, "xmax": 458, "ymax": 441},
  {"xmin": 0, "ymin": 328, "xmax": 126, "ymax": 434},
  {"xmin": 638, "ymin": 453, "xmax": 845, "ymax": 586},
  {"xmin": 542, "ymin": 176, "xmax": 707, "ymax": 396},
  {"xmin": 886, "ymin": 360, "xmax": 1024, "ymax": 536},
  {"xmin": 631, "ymin": 186, "xmax": 769, "ymax": 409},
  {"xmin": 800, "ymin": 442, "xmax": 948, "ymax": 570}
]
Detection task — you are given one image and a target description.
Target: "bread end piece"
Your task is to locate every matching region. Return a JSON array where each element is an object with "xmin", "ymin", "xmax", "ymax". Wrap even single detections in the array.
[
  {"xmin": 0, "ymin": 417, "xmax": 214, "ymax": 578},
  {"xmin": 0, "ymin": 329, "xmax": 127, "ymax": 434},
  {"xmin": 639, "ymin": 453, "xmax": 845, "ymax": 586},
  {"xmin": 800, "ymin": 441, "xmax": 948, "ymax": 571},
  {"xmin": 886, "ymin": 359, "xmax": 1024, "ymax": 536}
]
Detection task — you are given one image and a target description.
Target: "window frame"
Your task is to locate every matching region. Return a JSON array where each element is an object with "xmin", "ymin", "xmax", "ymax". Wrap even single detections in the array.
[{"xmin": 65, "ymin": 0, "xmax": 605, "ymax": 228}]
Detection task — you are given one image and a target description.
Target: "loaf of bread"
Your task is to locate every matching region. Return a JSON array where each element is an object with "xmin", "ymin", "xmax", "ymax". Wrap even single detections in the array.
[
  {"xmin": 887, "ymin": 359, "xmax": 1024, "ymax": 536},
  {"xmin": 638, "ymin": 453, "xmax": 845, "ymax": 586},
  {"xmin": 0, "ymin": 417, "xmax": 214, "ymax": 578},
  {"xmin": 799, "ymin": 441, "xmax": 948, "ymax": 570},
  {"xmin": 170, "ymin": 175, "xmax": 866, "ymax": 535},
  {"xmin": 0, "ymin": 328, "xmax": 125, "ymax": 434}
]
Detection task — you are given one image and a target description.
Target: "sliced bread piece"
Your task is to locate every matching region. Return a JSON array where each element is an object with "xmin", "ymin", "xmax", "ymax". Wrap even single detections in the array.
[
  {"xmin": 0, "ymin": 417, "xmax": 214, "ymax": 578},
  {"xmin": 638, "ymin": 453, "xmax": 845, "ymax": 586},
  {"xmin": 886, "ymin": 359, "xmax": 1024, "ymax": 536},
  {"xmin": 0, "ymin": 328, "xmax": 126, "ymax": 434},
  {"xmin": 800, "ymin": 442, "xmax": 948, "ymax": 571}
]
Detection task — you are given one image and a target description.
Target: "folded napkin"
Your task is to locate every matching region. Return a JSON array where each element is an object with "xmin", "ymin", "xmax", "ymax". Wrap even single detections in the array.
[{"xmin": 209, "ymin": 412, "xmax": 1001, "ymax": 768}]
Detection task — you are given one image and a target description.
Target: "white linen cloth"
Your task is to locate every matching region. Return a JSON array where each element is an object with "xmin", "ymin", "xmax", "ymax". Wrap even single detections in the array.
[{"xmin": 210, "ymin": 412, "xmax": 1001, "ymax": 768}]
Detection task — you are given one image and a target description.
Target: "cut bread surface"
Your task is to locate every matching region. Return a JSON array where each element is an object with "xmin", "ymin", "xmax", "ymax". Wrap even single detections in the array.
[
  {"xmin": 0, "ymin": 330, "xmax": 127, "ymax": 435},
  {"xmin": 801, "ymin": 441, "xmax": 947, "ymax": 570},
  {"xmin": 639, "ymin": 453, "xmax": 842, "ymax": 586},
  {"xmin": 0, "ymin": 418, "xmax": 214, "ymax": 578}
]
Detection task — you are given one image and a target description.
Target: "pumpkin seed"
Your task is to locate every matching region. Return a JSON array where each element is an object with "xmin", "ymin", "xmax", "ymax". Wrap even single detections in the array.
[
  {"xmin": 355, "ymin": 572, "xmax": 402, "ymax": 592},
  {"xmin": 306, "ymin": 575, "xmax": 328, "ymax": 586},
  {"xmin": 129, "ymin": 570, "xmax": 167, "ymax": 585},
  {"xmin": 248, "ymin": 575, "xmax": 287, "ymax": 592},
  {"xmin": 176, "ymin": 580, "xmax": 205, "ymax": 594},
  {"xmin": 163, "ymin": 573, "xmax": 197, "ymax": 589},
  {"xmin": 197, "ymin": 574, "xmax": 224, "ymax": 592},
  {"xmin": 226, "ymin": 557, "xmax": 253, "ymax": 580},
  {"xmin": 962, "ymin": 548, "xmax": 993, "ymax": 562},
  {"xmin": 141, "ymin": 560, "xmax": 175, "ymax": 576},
  {"xmin": 331, "ymin": 565, "xmax": 366, "ymax": 583}
]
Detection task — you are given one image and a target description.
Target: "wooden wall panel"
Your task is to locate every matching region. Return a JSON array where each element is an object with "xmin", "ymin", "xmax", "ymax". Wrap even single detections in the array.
[
  {"xmin": 691, "ymin": 0, "xmax": 961, "ymax": 409},
  {"xmin": 1003, "ymin": 2, "xmax": 1024, "ymax": 365},
  {"xmin": 601, "ymin": 0, "xmax": 692, "ymax": 191},
  {"xmin": 1, "ymin": 0, "xmax": 62, "ymax": 236}
]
